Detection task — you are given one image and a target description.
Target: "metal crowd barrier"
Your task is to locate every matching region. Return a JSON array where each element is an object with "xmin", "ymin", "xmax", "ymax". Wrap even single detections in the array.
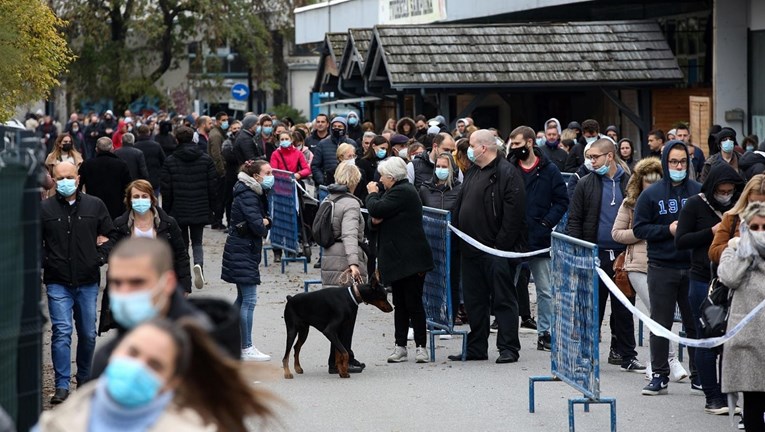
[
  {"xmin": 529, "ymin": 232, "xmax": 617, "ymax": 432},
  {"xmin": 264, "ymin": 169, "xmax": 307, "ymax": 273}
]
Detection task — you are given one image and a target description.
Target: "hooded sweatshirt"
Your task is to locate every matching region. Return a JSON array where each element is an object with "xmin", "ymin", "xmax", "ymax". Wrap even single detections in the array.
[
  {"xmin": 633, "ymin": 140, "xmax": 702, "ymax": 268},
  {"xmin": 540, "ymin": 117, "xmax": 567, "ymax": 172},
  {"xmin": 675, "ymin": 163, "xmax": 744, "ymax": 282}
]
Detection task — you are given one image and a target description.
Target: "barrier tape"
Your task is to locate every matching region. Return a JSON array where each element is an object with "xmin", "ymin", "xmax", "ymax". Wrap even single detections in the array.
[
  {"xmin": 447, "ymin": 223, "xmax": 551, "ymax": 258},
  {"xmin": 293, "ymin": 179, "xmax": 320, "ymax": 203},
  {"xmin": 597, "ymin": 267, "xmax": 765, "ymax": 349}
]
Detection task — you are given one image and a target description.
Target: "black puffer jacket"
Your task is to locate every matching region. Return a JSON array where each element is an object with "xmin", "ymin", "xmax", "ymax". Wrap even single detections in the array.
[
  {"xmin": 567, "ymin": 170, "xmax": 630, "ymax": 244},
  {"xmin": 221, "ymin": 177, "xmax": 269, "ymax": 285},
  {"xmin": 419, "ymin": 180, "xmax": 461, "ymax": 212},
  {"xmin": 155, "ymin": 121, "xmax": 177, "ymax": 156},
  {"xmin": 161, "ymin": 143, "xmax": 217, "ymax": 225},
  {"xmin": 233, "ymin": 129, "xmax": 265, "ymax": 165},
  {"xmin": 113, "ymin": 207, "xmax": 192, "ymax": 292},
  {"xmin": 134, "ymin": 136, "xmax": 166, "ymax": 191},
  {"xmin": 41, "ymin": 192, "xmax": 116, "ymax": 286},
  {"xmin": 310, "ymin": 135, "xmax": 358, "ymax": 185}
]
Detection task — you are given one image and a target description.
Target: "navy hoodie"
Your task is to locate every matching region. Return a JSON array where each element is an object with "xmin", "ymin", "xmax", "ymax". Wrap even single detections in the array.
[{"xmin": 633, "ymin": 141, "xmax": 702, "ymax": 268}]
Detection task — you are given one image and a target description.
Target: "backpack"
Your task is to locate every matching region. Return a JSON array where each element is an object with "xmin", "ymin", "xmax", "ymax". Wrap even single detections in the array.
[{"xmin": 312, "ymin": 194, "xmax": 353, "ymax": 248}]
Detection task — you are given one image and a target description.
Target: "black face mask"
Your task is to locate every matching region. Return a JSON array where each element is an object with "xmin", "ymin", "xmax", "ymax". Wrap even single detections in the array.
[
  {"xmin": 62, "ymin": 143, "xmax": 73, "ymax": 152},
  {"xmin": 511, "ymin": 145, "xmax": 531, "ymax": 161},
  {"xmin": 331, "ymin": 128, "xmax": 345, "ymax": 140}
]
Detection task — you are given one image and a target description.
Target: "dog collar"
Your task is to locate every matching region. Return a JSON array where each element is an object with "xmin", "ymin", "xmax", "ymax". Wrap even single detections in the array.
[{"xmin": 348, "ymin": 286, "xmax": 360, "ymax": 306}]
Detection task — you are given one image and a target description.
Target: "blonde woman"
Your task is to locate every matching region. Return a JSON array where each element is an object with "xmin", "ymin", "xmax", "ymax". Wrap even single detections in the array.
[{"xmin": 709, "ymin": 174, "xmax": 765, "ymax": 264}]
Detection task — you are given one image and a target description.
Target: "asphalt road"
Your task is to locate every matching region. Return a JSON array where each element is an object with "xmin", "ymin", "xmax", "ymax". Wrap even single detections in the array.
[{"xmin": 42, "ymin": 227, "xmax": 735, "ymax": 431}]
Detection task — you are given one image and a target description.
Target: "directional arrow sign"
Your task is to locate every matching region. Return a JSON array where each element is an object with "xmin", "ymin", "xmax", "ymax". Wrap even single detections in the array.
[{"xmin": 231, "ymin": 83, "xmax": 249, "ymax": 101}]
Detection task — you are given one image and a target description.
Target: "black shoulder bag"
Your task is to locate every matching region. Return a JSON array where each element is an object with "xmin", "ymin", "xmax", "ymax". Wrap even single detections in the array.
[{"xmin": 699, "ymin": 214, "xmax": 737, "ymax": 341}]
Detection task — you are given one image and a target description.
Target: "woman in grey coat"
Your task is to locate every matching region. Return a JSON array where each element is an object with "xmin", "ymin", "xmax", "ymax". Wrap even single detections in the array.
[
  {"xmin": 320, "ymin": 160, "xmax": 368, "ymax": 374},
  {"xmin": 718, "ymin": 201, "xmax": 765, "ymax": 431}
]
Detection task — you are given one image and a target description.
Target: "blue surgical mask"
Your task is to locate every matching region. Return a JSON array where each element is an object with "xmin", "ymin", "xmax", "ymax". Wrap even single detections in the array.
[
  {"xmin": 261, "ymin": 175, "xmax": 275, "ymax": 189},
  {"xmin": 221, "ymin": 121, "xmax": 229, "ymax": 130},
  {"xmin": 376, "ymin": 149, "xmax": 387, "ymax": 159},
  {"xmin": 747, "ymin": 145, "xmax": 755, "ymax": 152},
  {"xmin": 435, "ymin": 167, "xmax": 449, "ymax": 180},
  {"xmin": 669, "ymin": 169, "xmax": 687, "ymax": 182},
  {"xmin": 110, "ymin": 288, "xmax": 160, "ymax": 329},
  {"xmin": 262, "ymin": 126, "xmax": 273, "ymax": 136},
  {"xmin": 280, "ymin": 140, "xmax": 292, "ymax": 148},
  {"xmin": 256, "ymin": 126, "xmax": 261, "ymax": 135},
  {"xmin": 56, "ymin": 178, "xmax": 77, "ymax": 197},
  {"xmin": 594, "ymin": 164, "xmax": 609, "ymax": 176},
  {"xmin": 131, "ymin": 198, "xmax": 152, "ymax": 215},
  {"xmin": 105, "ymin": 357, "xmax": 163, "ymax": 408},
  {"xmin": 467, "ymin": 146, "xmax": 478, "ymax": 162},
  {"xmin": 585, "ymin": 136, "xmax": 597, "ymax": 144},
  {"xmin": 535, "ymin": 137, "xmax": 545, "ymax": 146},
  {"xmin": 348, "ymin": 117, "xmax": 358, "ymax": 126},
  {"xmin": 721, "ymin": 139, "xmax": 735, "ymax": 153}
]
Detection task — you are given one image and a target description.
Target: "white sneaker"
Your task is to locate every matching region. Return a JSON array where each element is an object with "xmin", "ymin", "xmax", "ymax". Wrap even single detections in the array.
[
  {"xmin": 193, "ymin": 264, "xmax": 205, "ymax": 289},
  {"xmin": 407, "ymin": 327, "xmax": 414, "ymax": 341},
  {"xmin": 241, "ymin": 346, "xmax": 271, "ymax": 362},
  {"xmin": 669, "ymin": 357, "xmax": 689, "ymax": 382},
  {"xmin": 387, "ymin": 346, "xmax": 408, "ymax": 363},
  {"xmin": 415, "ymin": 347, "xmax": 429, "ymax": 363}
]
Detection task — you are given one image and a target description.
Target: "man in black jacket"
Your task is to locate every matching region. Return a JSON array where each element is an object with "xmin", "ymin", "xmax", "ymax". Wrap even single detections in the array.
[
  {"xmin": 567, "ymin": 138, "xmax": 645, "ymax": 373},
  {"xmin": 42, "ymin": 161, "xmax": 117, "ymax": 404},
  {"xmin": 134, "ymin": 125, "xmax": 166, "ymax": 194},
  {"xmin": 311, "ymin": 116, "xmax": 358, "ymax": 186},
  {"xmin": 114, "ymin": 133, "xmax": 149, "ymax": 181},
  {"xmin": 449, "ymin": 129, "xmax": 527, "ymax": 364},
  {"xmin": 406, "ymin": 133, "xmax": 459, "ymax": 189},
  {"xmin": 233, "ymin": 114, "xmax": 264, "ymax": 165},
  {"xmin": 88, "ymin": 238, "xmax": 240, "ymax": 381},
  {"xmin": 78, "ymin": 137, "xmax": 133, "ymax": 219},
  {"xmin": 305, "ymin": 113, "xmax": 330, "ymax": 152}
]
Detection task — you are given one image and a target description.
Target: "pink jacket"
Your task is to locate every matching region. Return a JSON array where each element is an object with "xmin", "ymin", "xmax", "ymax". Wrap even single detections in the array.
[{"xmin": 270, "ymin": 146, "xmax": 311, "ymax": 178}]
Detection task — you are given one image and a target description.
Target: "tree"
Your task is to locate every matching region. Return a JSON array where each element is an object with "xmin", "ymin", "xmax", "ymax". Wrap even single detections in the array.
[{"xmin": 0, "ymin": 0, "xmax": 73, "ymax": 122}]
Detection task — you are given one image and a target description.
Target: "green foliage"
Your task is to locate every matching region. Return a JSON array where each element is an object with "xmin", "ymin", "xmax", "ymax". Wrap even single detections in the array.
[
  {"xmin": 0, "ymin": 0, "xmax": 74, "ymax": 122},
  {"xmin": 271, "ymin": 104, "xmax": 307, "ymax": 124}
]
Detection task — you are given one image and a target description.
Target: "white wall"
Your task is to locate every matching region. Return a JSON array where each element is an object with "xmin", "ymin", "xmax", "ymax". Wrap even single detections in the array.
[
  {"xmin": 295, "ymin": 0, "xmax": 379, "ymax": 44},
  {"xmin": 289, "ymin": 63, "xmax": 319, "ymax": 118},
  {"xmin": 713, "ymin": 0, "xmax": 748, "ymax": 138}
]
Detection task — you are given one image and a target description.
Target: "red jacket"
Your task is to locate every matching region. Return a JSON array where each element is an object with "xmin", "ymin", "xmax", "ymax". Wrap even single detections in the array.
[
  {"xmin": 270, "ymin": 146, "xmax": 311, "ymax": 178},
  {"xmin": 112, "ymin": 120, "xmax": 126, "ymax": 150}
]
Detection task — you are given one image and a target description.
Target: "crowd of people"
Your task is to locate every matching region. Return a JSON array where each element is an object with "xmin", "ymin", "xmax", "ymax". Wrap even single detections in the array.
[{"xmin": 32, "ymin": 106, "xmax": 765, "ymax": 431}]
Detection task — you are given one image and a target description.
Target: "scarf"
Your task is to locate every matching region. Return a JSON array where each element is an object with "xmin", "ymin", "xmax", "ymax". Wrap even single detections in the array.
[{"xmin": 238, "ymin": 171, "xmax": 263, "ymax": 195}]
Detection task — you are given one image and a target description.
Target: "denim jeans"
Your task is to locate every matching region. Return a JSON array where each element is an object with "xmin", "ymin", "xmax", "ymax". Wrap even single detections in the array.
[
  {"xmin": 235, "ymin": 284, "xmax": 257, "ymax": 349},
  {"xmin": 689, "ymin": 278, "xmax": 724, "ymax": 402},
  {"xmin": 46, "ymin": 283, "xmax": 99, "ymax": 390},
  {"xmin": 528, "ymin": 257, "xmax": 553, "ymax": 335}
]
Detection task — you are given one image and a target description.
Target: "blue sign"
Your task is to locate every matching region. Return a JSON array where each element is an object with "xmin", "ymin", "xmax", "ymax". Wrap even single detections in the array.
[{"xmin": 231, "ymin": 83, "xmax": 249, "ymax": 101}]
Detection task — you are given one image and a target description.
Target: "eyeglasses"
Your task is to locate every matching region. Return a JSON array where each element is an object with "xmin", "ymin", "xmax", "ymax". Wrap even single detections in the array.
[
  {"xmin": 750, "ymin": 224, "xmax": 765, "ymax": 231},
  {"xmin": 668, "ymin": 159, "xmax": 688, "ymax": 167},
  {"xmin": 585, "ymin": 153, "xmax": 609, "ymax": 162}
]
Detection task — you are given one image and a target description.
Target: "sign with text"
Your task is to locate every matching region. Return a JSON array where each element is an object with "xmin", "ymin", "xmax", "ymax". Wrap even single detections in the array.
[
  {"xmin": 228, "ymin": 99, "xmax": 247, "ymax": 111},
  {"xmin": 379, "ymin": 0, "xmax": 446, "ymax": 25}
]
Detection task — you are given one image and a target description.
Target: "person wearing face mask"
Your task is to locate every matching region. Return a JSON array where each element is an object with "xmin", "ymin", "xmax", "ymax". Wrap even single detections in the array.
[
  {"xmin": 700, "ymin": 128, "xmax": 745, "ymax": 182},
  {"xmin": 675, "ymin": 164, "xmax": 744, "ymax": 414},
  {"xmin": 406, "ymin": 133, "xmax": 462, "ymax": 189},
  {"xmin": 41, "ymin": 161, "xmax": 117, "ymax": 404},
  {"xmin": 633, "ymin": 140, "xmax": 702, "ymax": 396},
  {"xmin": 311, "ymin": 116, "xmax": 358, "ymax": 186},
  {"xmin": 221, "ymin": 120, "xmax": 242, "ymax": 227},
  {"xmin": 97, "ymin": 110, "xmax": 117, "ymax": 139},
  {"xmin": 507, "ymin": 126, "xmax": 569, "ymax": 352},
  {"xmin": 539, "ymin": 118, "xmax": 567, "ymax": 172},
  {"xmin": 568, "ymin": 139, "xmax": 645, "ymax": 373},
  {"xmin": 334, "ymin": 143, "xmax": 368, "ymax": 201},
  {"xmin": 38, "ymin": 318, "xmax": 275, "ymax": 432},
  {"xmin": 161, "ymin": 126, "xmax": 218, "ymax": 290},
  {"xmin": 270, "ymin": 131, "xmax": 310, "ymax": 182},
  {"xmin": 414, "ymin": 114, "xmax": 429, "ymax": 142},
  {"xmin": 389, "ymin": 133, "xmax": 410, "ymax": 160},
  {"xmin": 346, "ymin": 111, "xmax": 363, "ymax": 142},
  {"xmin": 45, "ymin": 133, "xmax": 84, "ymax": 197},
  {"xmin": 222, "ymin": 160, "xmax": 273, "ymax": 361},
  {"xmin": 207, "ymin": 112, "xmax": 229, "ymax": 230},
  {"xmin": 254, "ymin": 115, "xmax": 278, "ymax": 161},
  {"xmin": 564, "ymin": 119, "xmax": 601, "ymax": 173}
]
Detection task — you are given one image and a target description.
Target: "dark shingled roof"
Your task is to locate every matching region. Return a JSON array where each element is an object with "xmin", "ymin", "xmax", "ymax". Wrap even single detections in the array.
[
  {"xmin": 327, "ymin": 33, "xmax": 348, "ymax": 62},
  {"xmin": 371, "ymin": 21, "xmax": 683, "ymax": 89},
  {"xmin": 350, "ymin": 28, "xmax": 373, "ymax": 64}
]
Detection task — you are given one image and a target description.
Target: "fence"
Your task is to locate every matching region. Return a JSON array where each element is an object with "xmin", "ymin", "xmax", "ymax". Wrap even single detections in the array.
[
  {"xmin": 421, "ymin": 207, "xmax": 467, "ymax": 361},
  {"xmin": 0, "ymin": 126, "xmax": 44, "ymax": 432},
  {"xmin": 529, "ymin": 232, "xmax": 616, "ymax": 432},
  {"xmin": 265, "ymin": 169, "xmax": 307, "ymax": 273}
]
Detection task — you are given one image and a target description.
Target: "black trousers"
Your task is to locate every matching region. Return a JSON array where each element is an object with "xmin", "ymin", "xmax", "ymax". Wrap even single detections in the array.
[
  {"xmin": 392, "ymin": 273, "xmax": 427, "ymax": 347},
  {"xmin": 223, "ymin": 174, "xmax": 236, "ymax": 227},
  {"xmin": 179, "ymin": 223, "xmax": 205, "ymax": 266},
  {"xmin": 515, "ymin": 264, "xmax": 532, "ymax": 318},
  {"xmin": 212, "ymin": 175, "xmax": 225, "ymax": 225},
  {"xmin": 462, "ymin": 254, "xmax": 520, "ymax": 357},
  {"xmin": 326, "ymin": 306, "xmax": 358, "ymax": 367},
  {"xmin": 744, "ymin": 392, "xmax": 765, "ymax": 431},
  {"xmin": 598, "ymin": 249, "xmax": 637, "ymax": 363}
]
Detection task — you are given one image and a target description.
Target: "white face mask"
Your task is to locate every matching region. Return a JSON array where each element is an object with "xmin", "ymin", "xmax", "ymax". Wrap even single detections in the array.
[
  {"xmin": 584, "ymin": 158, "xmax": 594, "ymax": 171},
  {"xmin": 398, "ymin": 148, "xmax": 408, "ymax": 159}
]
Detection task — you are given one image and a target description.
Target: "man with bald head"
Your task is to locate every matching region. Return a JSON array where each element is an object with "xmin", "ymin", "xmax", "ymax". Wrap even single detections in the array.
[
  {"xmin": 41, "ymin": 161, "xmax": 116, "ymax": 404},
  {"xmin": 449, "ymin": 129, "xmax": 527, "ymax": 364}
]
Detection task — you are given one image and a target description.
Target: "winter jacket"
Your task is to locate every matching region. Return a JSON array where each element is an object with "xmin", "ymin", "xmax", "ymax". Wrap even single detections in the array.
[
  {"xmin": 539, "ymin": 144, "xmax": 568, "ymax": 172},
  {"xmin": 113, "ymin": 207, "xmax": 192, "ymax": 292},
  {"xmin": 566, "ymin": 163, "xmax": 590, "ymax": 200},
  {"xmin": 675, "ymin": 164, "xmax": 743, "ymax": 282},
  {"xmin": 305, "ymin": 130, "xmax": 330, "ymax": 152},
  {"xmin": 233, "ymin": 129, "xmax": 264, "ymax": 165},
  {"xmin": 709, "ymin": 212, "xmax": 741, "ymax": 264},
  {"xmin": 366, "ymin": 179, "xmax": 434, "ymax": 284},
  {"xmin": 419, "ymin": 180, "xmax": 461, "ymax": 213},
  {"xmin": 112, "ymin": 121, "xmax": 126, "ymax": 150},
  {"xmin": 155, "ymin": 122, "xmax": 177, "ymax": 156},
  {"xmin": 32, "ymin": 381, "xmax": 212, "ymax": 432},
  {"xmin": 269, "ymin": 146, "xmax": 311, "ymax": 179},
  {"xmin": 509, "ymin": 148, "xmax": 568, "ymax": 254},
  {"xmin": 633, "ymin": 141, "xmax": 702, "ymax": 268},
  {"xmin": 453, "ymin": 156, "xmax": 527, "ymax": 259},
  {"xmin": 564, "ymin": 141, "xmax": 585, "ymax": 173},
  {"xmin": 96, "ymin": 118, "xmax": 117, "ymax": 138},
  {"xmin": 254, "ymin": 133, "xmax": 277, "ymax": 161},
  {"xmin": 567, "ymin": 168, "xmax": 630, "ymax": 246},
  {"xmin": 321, "ymin": 185, "xmax": 368, "ymax": 286},
  {"xmin": 718, "ymin": 243, "xmax": 765, "ymax": 393},
  {"xmin": 699, "ymin": 150, "xmax": 744, "ymax": 183},
  {"xmin": 208, "ymin": 127, "xmax": 226, "ymax": 176},
  {"xmin": 134, "ymin": 136, "xmax": 166, "ymax": 192},
  {"xmin": 738, "ymin": 151, "xmax": 765, "ymax": 180},
  {"xmin": 41, "ymin": 192, "xmax": 116, "ymax": 286},
  {"xmin": 114, "ymin": 143, "xmax": 149, "ymax": 182},
  {"xmin": 78, "ymin": 152, "xmax": 133, "ymax": 219},
  {"xmin": 195, "ymin": 131, "xmax": 209, "ymax": 155},
  {"xmin": 221, "ymin": 176, "xmax": 269, "ymax": 285},
  {"xmin": 311, "ymin": 135, "xmax": 358, "ymax": 185},
  {"xmin": 45, "ymin": 150, "xmax": 83, "ymax": 174},
  {"xmin": 161, "ymin": 143, "xmax": 217, "ymax": 225},
  {"xmin": 611, "ymin": 203, "xmax": 647, "ymax": 273}
]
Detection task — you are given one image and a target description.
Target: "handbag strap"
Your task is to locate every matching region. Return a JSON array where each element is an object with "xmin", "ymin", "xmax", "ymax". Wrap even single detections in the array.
[{"xmin": 698, "ymin": 193, "xmax": 723, "ymax": 220}]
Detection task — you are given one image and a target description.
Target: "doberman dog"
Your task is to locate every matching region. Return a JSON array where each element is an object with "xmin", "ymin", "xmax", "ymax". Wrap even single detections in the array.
[{"xmin": 282, "ymin": 277, "xmax": 393, "ymax": 379}]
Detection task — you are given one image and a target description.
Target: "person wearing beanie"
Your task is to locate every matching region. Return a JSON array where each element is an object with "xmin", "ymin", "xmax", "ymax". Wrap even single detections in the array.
[
  {"xmin": 605, "ymin": 125, "xmax": 619, "ymax": 142},
  {"xmin": 346, "ymin": 111, "xmax": 363, "ymax": 142},
  {"xmin": 389, "ymin": 134, "xmax": 410, "ymax": 160},
  {"xmin": 310, "ymin": 116, "xmax": 358, "ymax": 186},
  {"xmin": 233, "ymin": 114, "xmax": 265, "ymax": 165},
  {"xmin": 700, "ymin": 128, "xmax": 745, "ymax": 182}
]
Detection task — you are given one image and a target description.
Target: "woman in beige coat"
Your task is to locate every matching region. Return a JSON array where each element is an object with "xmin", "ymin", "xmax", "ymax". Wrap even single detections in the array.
[
  {"xmin": 718, "ymin": 201, "xmax": 765, "ymax": 431},
  {"xmin": 611, "ymin": 157, "xmax": 688, "ymax": 381}
]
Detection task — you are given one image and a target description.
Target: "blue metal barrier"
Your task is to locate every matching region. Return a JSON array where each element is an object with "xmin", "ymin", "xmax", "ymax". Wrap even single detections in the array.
[
  {"xmin": 529, "ymin": 232, "xmax": 616, "ymax": 432},
  {"xmin": 266, "ymin": 169, "xmax": 307, "ymax": 273},
  {"xmin": 421, "ymin": 207, "xmax": 467, "ymax": 361}
]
